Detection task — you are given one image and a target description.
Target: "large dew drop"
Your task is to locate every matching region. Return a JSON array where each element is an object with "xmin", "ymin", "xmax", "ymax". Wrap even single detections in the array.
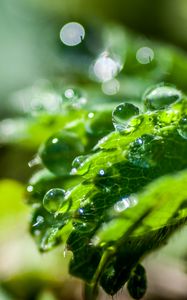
[
  {"xmin": 43, "ymin": 188, "xmax": 68, "ymax": 214},
  {"xmin": 112, "ymin": 103, "xmax": 139, "ymax": 131},
  {"xmin": 39, "ymin": 131, "xmax": 84, "ymax": 175},
  {"xmin": 127, "ymin": 134, "xmax": 164, "ymax": 168},
  {"xmin": 143, "ymin": 85, "xmax": 182, "ymax": 110},
  {"xmin": 177, "ymin": 116, "xmax": 187, "ymax": 139}
]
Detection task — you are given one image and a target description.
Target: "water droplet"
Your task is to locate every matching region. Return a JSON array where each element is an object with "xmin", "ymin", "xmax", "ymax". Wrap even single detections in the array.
[
  {"xmin": 39, "ymin": 131, "xmax": 84, "ymax": 175},
  {"xmin": 71, "ymin": 155, "xmax": 90, "ymax": 175},
  {"xmin": 73, "ymin": 220, "xmax": 93, "ymax": 233},
  {"xmin": 99, "ymin": 169, "xmax": 105, "ymax": 176},
  {"xmin": 27, "ymin": 185, "xmax": 34, "ymax": 193},
  {"xmin": 60, "ymin": 22, "xmax": 85, "ymax": 46},
  {"xmin": 112, "ymin": 103, "xmax": 139, "ymax": 131},
  {"xmin": 136, "ymin": 47, "xmax": 154, "ymax": 64},
  {"xmin": 93, "ymin": 52, "xmax": 122, "ymax": 82},
  {"xmin": 88, "ymin": 112, "xmax": 94, "ymax": 119},
  {"xmin": 102, "ymin": 79, "xmax": 120, "ymax": 95},
  {"xmin": 114, "ymin": 195, "xmax": 137, "ymax": 212},
  {"xmin": 178, "ymin": 116, "xmax": 187, "ymax": 139},
  {"xmin": 40, "ymin": 227, "xmax": 60, "ymax": 252},
  {"xmin": 32, "ymin": 215, "xmax": 44, "ymax": 227},
  {"xmin": 78, "ymin": 208, "xmax": 84, "ymax": 215},
  {"xmin": 43, "ymin": 188, "xmax": 69, "ymax": 214},
  {"xmin": 143, "ymin": 85, "xmax": 182, "ymax": 110},
  {"xmin": 127, "ymin": 134, "xmax": 164, "ymax": 168},
  {"xmin": 28, "ymin": 155, "xmax": 41, "ymax": 168},
  {"xmin": 64, "ymin": 88, "xmax": 75, "ymax": 99},
  {"xmin": 72, "ymin": 155, "xmax": 88, "ymax": 169}
]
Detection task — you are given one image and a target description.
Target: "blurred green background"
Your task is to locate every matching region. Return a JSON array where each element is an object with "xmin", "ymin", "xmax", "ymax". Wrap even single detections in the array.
[
  {"xmin": 1, "ymin": 0, "xmax": 187, "ymax": 102},
  {"xmin": 1, "ymin": 0, "xmax": 187, "ymax": 299}
]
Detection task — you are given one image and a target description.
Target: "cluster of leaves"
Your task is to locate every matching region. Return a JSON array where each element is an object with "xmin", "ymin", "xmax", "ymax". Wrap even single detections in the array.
[
  {"xmin": 1, "ymin": 24, "xmax": 187, "ymax": 299},
  {"xmin": 24, "ymin": 86, "xmax": 187, "ymax": 300}
]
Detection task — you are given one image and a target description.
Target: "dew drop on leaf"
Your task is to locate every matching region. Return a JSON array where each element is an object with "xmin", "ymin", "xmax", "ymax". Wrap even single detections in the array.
[
  {"xmin": 40, "ymin": 227, "xmax": 61, "ymax": 252},
  {"xmin": 43, "ymin": 188, "xmax": 68, "ymax": 214},
  {"xmin": 112, "ymin": 102, "xmax": 139, "ymax": 131},
  {"xmin": 143, "ymin": 85, "xmax": 182, "ymax": 110},
  {"xmin": 127, "ymin": 134, "xmax": 164, "ymax": 168},
  {"xmin": 39, "ymin": 131, "xmax": 84, "ymax": 175},
  {"xmin": 72, "ymin": 155, "xmax": 88, "ymax": 169},
  {"xmin": 71, "ymin": 155, "xmax": 90, "ymax": 175},
  {"xmin": 177, "ymin": 116, "xmax": 187, "ymax": 139}
]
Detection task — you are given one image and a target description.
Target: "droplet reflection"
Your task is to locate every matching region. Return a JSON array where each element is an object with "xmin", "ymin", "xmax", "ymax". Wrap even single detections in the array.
[
  {"xmin": 114, "ymin": 195, "xmax": 137, "ymax": 212},
  {"xmin": 93, "ymin": 52, "xmax": 122, "ymax": 82},
  {"xmin": 136, "ymin": 47, "xmax": 154, "ymax": 64},
  {"xmin": 60, "ymin": 22, "xmax": 85, "ymax": 46}
]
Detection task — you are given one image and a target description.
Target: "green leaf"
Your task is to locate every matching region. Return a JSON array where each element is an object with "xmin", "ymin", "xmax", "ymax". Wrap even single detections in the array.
[{"xmin": 26, "ymin": 90, "xmax": 187, "ymax": 298}]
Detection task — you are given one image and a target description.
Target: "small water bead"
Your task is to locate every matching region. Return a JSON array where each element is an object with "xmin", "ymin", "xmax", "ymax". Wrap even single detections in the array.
[
  {"xmin": 39, "ymin": 131, "xmax": 84, "ymax": 175},
  {"xmin": 64, "ymin": 87, "xmax": 81, "ymax": 101},
  {"xmin": 32, "ymin": 215, "xmax": 44, "ymax": 228},
  {"xmin": 178, "ymin": 116, "xmax": 187, "ymax": 139},
  {"xmin": 27, "ymin": 185, "xmax": 33, "ymax": 193},
  {"xmin": 43, "ymin": 188, "xmax": 69, "ymax": 214},
  {"xmin": 72, "ymin": 155, "xmax": 88, "ymax": 169},
  {"xmin": 71, "ymin": 155, "xmax": 90, "ymax": 175},
  {"xmin": 93, "ymin": 52, "xmax": 122, "ymax": 82},
  {"xmin": 64, "ymin": 88, "xmax": 75, "ymax": 99},
  {"xmin": 114, "ymin": 195, "xmax": 137, "ymax": 213},
  {"xmin": 136, "ymin": 47, "xmax": 154, "ymax": 64},
  {"xmin": 40, "ymin": 227, "xmax": 60, "ymax": 252},
  {"xmin": 72, "ymin": 220, "xmax": 94, "ymax": 233},
  {"xmin": 60, "ymin": 22, "xmax": 85, "ymax": 46},
  {"xmin": 143, "ymin": 85, "xmax": 182, "ymax": 110},
  {"xmin": 112, "ymin": 103, "xmax": 139, "ymax": 131},
  {"xmin": 88, "ymin": 112, "xmax": 94, "ymax": 119},
  {"xmin": 127, "ymin": 134, "xmax": 164, "ymax": 168},
  {"xmin": 99, "ymin": 169, "xmax": 105, "ymax": 176}
]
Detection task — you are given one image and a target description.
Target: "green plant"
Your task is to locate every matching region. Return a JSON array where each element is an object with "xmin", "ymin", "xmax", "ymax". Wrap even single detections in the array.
[{"xmin": 2, "ymin": 24, "xmax": 187, "ymax": 299}]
